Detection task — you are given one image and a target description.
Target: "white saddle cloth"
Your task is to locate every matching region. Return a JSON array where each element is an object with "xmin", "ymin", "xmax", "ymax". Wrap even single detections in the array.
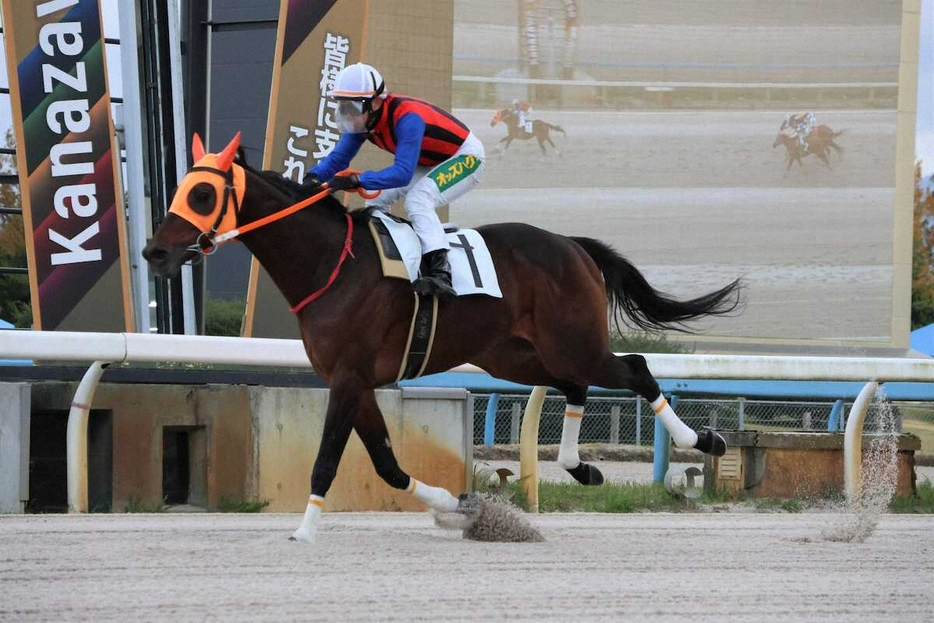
[{"xmin": 370, "ymin": 210, "xmax": 503, "ymax": 298}]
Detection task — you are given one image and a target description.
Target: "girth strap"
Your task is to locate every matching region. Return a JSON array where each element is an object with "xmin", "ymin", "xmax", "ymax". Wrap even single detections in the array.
[{"xmin": 396, "ymin": 293, "xmax": 439, "ymax": 381}]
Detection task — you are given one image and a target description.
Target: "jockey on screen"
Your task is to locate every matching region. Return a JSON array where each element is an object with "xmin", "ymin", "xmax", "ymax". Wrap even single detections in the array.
[
  {"xmin": 513, "ymin": 99, "xmax": 533, "ymax": 134},
  {"xmin": 782, "ymin": 111, "xmax": 817, "ymax": 152},
  {"xmin": 305, "ymin": 62, "xmax": 486, "ymax": 301}
]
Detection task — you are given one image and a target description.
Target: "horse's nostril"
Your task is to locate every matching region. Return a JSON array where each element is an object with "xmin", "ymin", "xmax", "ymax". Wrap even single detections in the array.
[{"xmin": 142, "ymin": 245, "xmax": 166, "ymax": 262}]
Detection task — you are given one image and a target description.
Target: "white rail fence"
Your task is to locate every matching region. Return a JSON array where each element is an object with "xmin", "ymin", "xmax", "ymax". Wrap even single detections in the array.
[{"xmin": 2, "ymin": 330, "xmax": 932, "ymax": 511}]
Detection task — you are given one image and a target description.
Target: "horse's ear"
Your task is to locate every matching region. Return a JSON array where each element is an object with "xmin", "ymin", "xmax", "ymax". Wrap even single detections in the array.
[
  {"xmin": 192, "ymin": 133, "xmax": 206, "ymax": 161},
  {"xmin": 216, "ymin": 131, "xmax": 241, "ymax": 171}
]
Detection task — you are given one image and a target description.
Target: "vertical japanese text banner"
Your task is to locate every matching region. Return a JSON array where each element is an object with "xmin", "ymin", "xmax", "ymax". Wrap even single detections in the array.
[
  {"xmin": 1, "ymin": 0, "xmax": 133, "ymax": 331},
  {"xmin": 246, "ymin": 0, "xmax": 366, "ymax": 337}
]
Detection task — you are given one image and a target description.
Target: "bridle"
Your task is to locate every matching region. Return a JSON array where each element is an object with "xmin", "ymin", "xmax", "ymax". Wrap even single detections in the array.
[
  {"xmin": 174, "ymin": 155, "xmax": 379, "ymax": 311},
  {"xmin": 181, "ymin": 166, "xmax": 377, "ymax": 256},
  {"xmin": 184, "ymin": 164, "xmax": 241, "ymax": 255}
]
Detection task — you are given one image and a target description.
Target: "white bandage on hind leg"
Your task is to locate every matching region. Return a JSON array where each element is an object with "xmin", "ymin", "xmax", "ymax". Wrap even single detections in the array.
[
  {"xmin": 557, "ymin": 404, "xmax": 584, "ymax": 469},
  {"xmin": 407, "ymin": 478, "xmax": 459, "ymax": 512},
  {"xmin": 292, "ymin": 495, "xmax": 325, "ymax": 543},
  {"xmin": 650, "ymin": 396, "xmax": 699, "ymax": 449}
]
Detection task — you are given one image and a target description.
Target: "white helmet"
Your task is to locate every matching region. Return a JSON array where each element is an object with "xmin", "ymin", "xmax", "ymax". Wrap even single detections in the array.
[{"xmin": 329, "ymin": 63, "xmax": 385, "ymax": 132}]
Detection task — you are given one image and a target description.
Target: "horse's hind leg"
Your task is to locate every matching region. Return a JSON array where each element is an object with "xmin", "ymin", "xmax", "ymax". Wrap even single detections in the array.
[
  {"xmin": 353, "ymin": 389, "xmax": 460, "ymax": 512},
  {"xmin": 553, "ymin": 383, "xmax": 604, "ymax": 485},
  {"xmin": 476, "ymin": 341, "xmax": 604, "ymax": 485},
  {"xmin": 591, "ymin": 353, "xmax": 726, "ymax": 456},
  {"xmin": 544, "ymin": 136, "xmax": 560, "ymax": 157},
  {"xmin": 536, "ymin": 136, "xmax": 548, "ymax": 156}
]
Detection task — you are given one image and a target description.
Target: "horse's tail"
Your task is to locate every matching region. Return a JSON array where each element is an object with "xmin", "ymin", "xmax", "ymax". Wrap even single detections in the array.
[
  {"xmin": 549, "ymin": 124, "xmax": 567, "ymax": 136},
  {"xmin": 570, "ymin": 237, "xmax": 743, "ymax": 333},
  {"xmin": 832, "ymin": 129, "xmax": 846, "ymax": 138}
]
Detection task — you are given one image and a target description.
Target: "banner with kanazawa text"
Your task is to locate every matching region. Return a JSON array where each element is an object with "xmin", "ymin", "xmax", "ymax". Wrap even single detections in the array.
[{"xmin": 2, "ymin": 0, "xmax": 134, "ymax": 331}]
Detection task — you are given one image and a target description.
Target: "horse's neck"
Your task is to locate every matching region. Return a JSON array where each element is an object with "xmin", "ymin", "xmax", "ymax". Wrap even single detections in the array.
[{"xmin": 238, "ymin": 173, "xmax": 352, "ymax": 308}]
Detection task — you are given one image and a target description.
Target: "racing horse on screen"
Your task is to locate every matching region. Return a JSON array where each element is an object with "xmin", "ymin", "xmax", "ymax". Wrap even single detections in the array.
[
  {"xmin": 773, "ymin": 124, "xmax": 845, "ymax": 173},
  {"xmin": 490, "ymin": 107, "xmax": 566, "ymax": 157},
  {"xmin": 143, "ymin": 133, "xmax": 742, "ymax": 543}
]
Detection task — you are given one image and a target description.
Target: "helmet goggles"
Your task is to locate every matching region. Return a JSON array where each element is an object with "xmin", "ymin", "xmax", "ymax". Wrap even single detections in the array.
[{"xmin": 334, "ymin": 98, "xmax": 369, "ymax": 133}]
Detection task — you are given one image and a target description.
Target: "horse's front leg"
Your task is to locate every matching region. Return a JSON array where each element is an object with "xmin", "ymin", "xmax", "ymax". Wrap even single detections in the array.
[
  {"xmin": 291, "ymin": 379, "xmax": 360, "ymax": 544},
  {"xmin": 353, "ymin": 389, "xmax": 460, "ymax": 512}
]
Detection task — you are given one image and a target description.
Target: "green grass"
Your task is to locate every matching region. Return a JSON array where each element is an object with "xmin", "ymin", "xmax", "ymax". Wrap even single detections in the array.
[
  {"xmin": 476, "ymin": 478, "xmax": 934, "ymax": 514},
  {"xmin": 124, "ymin": 495, "xmax": 166, "ymax": 513},
  {"xmin": 889, "ymin": 481, "xmax": 934, "ymax": 513},
  {"xmin": 217, "ymin": 497, "xmax": 271, "ymax": 513}
]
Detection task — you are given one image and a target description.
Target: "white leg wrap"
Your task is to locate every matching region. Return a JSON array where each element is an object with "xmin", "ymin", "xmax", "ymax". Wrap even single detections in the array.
[
  {"xmin": 291, "ymin": 495, "xmax": 324, "ymax": 543},
  {"xmin": 557, "ymin": 405, "xmax": 584, "ymax": 469},
  {"xmin": 407, "ymin": 478, "xmax": 459, "ymax": 512},
  {"xmin": 651, "ymin": 396, "xmax": 699, "ymax": 449}
]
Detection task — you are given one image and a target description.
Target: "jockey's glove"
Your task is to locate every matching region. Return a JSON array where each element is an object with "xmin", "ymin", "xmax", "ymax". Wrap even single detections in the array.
[
  {"xmin": 326, "ymin": 173, "xmax": 361, "ymax": 192},
  {"xmin": 301, "ymin": 173, "xmax": 320, "ymax": 188}
]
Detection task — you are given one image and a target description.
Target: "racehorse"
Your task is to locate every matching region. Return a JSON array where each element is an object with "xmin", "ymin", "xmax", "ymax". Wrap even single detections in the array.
[
  {"xmin": 490, "ymin": 107, "xmax": 566, "ymax": 156},
  {"xmin": 772, "ymin": 125, "xmax": 845, "ymax": 174},
  {"xmin": 143, "ymin": 133, "xmax": 742, "ymax": 543}
]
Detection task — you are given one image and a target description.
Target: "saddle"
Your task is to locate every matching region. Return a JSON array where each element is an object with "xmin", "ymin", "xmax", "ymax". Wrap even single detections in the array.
[{"xmin": 366, "ymin": 209, "xmax": 502, "ymax": 299}]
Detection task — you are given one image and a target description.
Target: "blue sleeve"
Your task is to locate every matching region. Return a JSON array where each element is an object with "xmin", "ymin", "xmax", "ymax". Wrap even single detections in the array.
[
  {"xmin": 309, "ymin": 132, "xmax": 366, "ymax": 181},
  {"xmin": 358, "ymin": 113, "xmax": 424, "ymax": 190}
]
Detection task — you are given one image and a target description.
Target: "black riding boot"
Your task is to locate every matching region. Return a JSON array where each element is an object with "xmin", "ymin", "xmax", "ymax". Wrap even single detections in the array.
[{"xmin": 414, "ymin": 249, "xmax": 457, "ymax": 301}]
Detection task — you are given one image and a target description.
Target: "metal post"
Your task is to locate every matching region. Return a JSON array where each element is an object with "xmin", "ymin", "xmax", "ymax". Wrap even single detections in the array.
[
  {"xmin": 519, "ymin": 386, "xmax": 547, "ymax": 513},
  {"xmin": 738, "ymin": 397, "xmax": 745, "ymax": 430},
  {"xmin": 653, "ymin": 394, "xmax": 677, "ymax": 484},
  {"xmin": 67, "ymin": 362, "xmax": 111, "ymax": 513},
  {"xmin": 635, "ymin": 397, "xmax": 641, "ymax": 446},
  {"xmin": 844, "ymin": 382, "xmax": 879, "ymax": 501},
  {"xmin": 610, "ymin": 405, "xmax": 620, "ymax": 444},
  {"xmin": 117, "ymin": 3, "xmax": 151, "ymax": 333},
  {"xmin": 510, "ymin": 402, "xmax": 521, "ymax": 444},
  {"xmin": 828, "ymin": 399, "xmax": 844, "ymax": 431},
  {"xmin": 483, "ymin": 393, "xmax": 499, "ymax": 447}
]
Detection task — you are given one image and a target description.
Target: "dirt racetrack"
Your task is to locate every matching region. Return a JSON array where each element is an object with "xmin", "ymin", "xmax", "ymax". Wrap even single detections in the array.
[{"xmin": 2, "ymin": 512, "xmax": 931, "ymax": 622}]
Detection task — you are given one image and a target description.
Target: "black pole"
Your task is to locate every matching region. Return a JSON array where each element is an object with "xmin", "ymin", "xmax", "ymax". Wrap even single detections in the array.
[{"xmin": 181, "ymin": 0, "xmax": 210, "ymax": 334}]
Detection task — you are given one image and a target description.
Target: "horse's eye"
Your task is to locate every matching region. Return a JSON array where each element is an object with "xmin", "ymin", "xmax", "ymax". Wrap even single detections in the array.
[{"xmin": 187, "ymin": 182, "xmax": 216, "ymax": 215}]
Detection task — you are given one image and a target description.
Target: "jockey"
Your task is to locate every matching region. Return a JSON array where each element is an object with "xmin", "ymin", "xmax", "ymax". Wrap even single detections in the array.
[
  {"xmin": 307, "ymin": 63, "xmax": 486, "ymax": 301},
  {"xmin": 783, "ymin": 111, "xmax": 817, "ymax": 151},
  {"xmin": 512, "ymin": 99, "xmax": 533, "ymax": 133}
]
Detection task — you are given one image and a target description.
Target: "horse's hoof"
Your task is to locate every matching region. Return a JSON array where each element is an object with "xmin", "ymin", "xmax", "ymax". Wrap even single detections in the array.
[
  {"xmin": 566, "ymin": 462, "xmax": 605, "ymax": 486},
  {"xmin": 456, "ymin": 492, "xmax": 482, "ymax": 516},
  {"xmin": 290, "ymin": 530, "xmax": 315, "ymax": 544},
  {"xmin": 694, "ymin": 428, "xmax": 727, "ymax": 457}
]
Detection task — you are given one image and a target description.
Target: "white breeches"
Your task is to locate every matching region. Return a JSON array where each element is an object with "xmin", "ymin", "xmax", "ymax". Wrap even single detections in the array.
[{"xmin": 366, "ymin": 132, "xmax": 485, "ymax": 254}]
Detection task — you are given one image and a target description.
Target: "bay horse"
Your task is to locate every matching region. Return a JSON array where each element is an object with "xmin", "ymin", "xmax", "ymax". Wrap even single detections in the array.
[
  {"xmin": 772, "ymin": 125, "xmax": 845, "ymax": 174},
  {"xmin": 143, "ymin": 133, "xmax": 742, "ymax": 544},
  {"xmin": 490, "ymin": 107, "xmax": 566, "ymax": 156}
]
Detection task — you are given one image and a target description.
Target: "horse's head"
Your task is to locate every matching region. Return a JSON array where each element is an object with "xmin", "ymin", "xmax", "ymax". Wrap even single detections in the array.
[
  {"xmin": 490, "ymin": 108, "xmax": 511, "ymax": 127},
  {"xmin": 143, "ymin": 132, "xmax": 244, "ymax": 277},
  {"xmin": 772, "ymin": 132, "xmax": 793, "ymax": 149}
]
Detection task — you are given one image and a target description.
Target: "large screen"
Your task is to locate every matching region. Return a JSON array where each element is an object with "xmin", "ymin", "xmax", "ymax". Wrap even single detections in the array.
[{"xmin": 451, "ymin": 0, "xmax": 911, "ymax": 350}]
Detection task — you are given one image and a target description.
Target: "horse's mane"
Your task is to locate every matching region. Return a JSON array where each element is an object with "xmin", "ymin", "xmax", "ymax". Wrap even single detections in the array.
[{"xmin": 236, "ymin": 154, "xmax": 366, "ymax": 223}]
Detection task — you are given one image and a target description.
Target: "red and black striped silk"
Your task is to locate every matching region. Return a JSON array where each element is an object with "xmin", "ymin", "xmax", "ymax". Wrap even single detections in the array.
[{"xmin": 367, "ymin": 94, "xmax": 469, "ymax": 166}]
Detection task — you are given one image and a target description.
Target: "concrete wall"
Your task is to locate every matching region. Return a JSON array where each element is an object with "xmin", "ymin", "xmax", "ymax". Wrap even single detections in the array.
[
  {"xmin": 0, "ymin": 383, "xmax": 30, "ymax": 513},
  {"xmin": 24, "ymin": 382, "xmax": 472, "ymax": 512},
  {"xmin": 252, "ymin": 386, "xmax": 473, "ymax": 512},
  {"xmin": 31, "ymin": 382, "xmax": 254, "ymax": 511}
]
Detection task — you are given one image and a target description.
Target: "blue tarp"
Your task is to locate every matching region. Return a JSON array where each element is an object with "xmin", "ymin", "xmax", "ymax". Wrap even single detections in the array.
[
  {"xmin": 910, "ymin": 324, "xmax": 934, "ymax": 357},
  {"xmin": 0, "ymin": 318, "xmax": 32, "ymax": 366}
]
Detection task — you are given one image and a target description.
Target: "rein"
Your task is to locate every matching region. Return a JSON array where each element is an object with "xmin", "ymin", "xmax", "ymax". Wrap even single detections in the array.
[{"xmin": 182, "ymin": 165, "xmax": 378, "ymax": 310}]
